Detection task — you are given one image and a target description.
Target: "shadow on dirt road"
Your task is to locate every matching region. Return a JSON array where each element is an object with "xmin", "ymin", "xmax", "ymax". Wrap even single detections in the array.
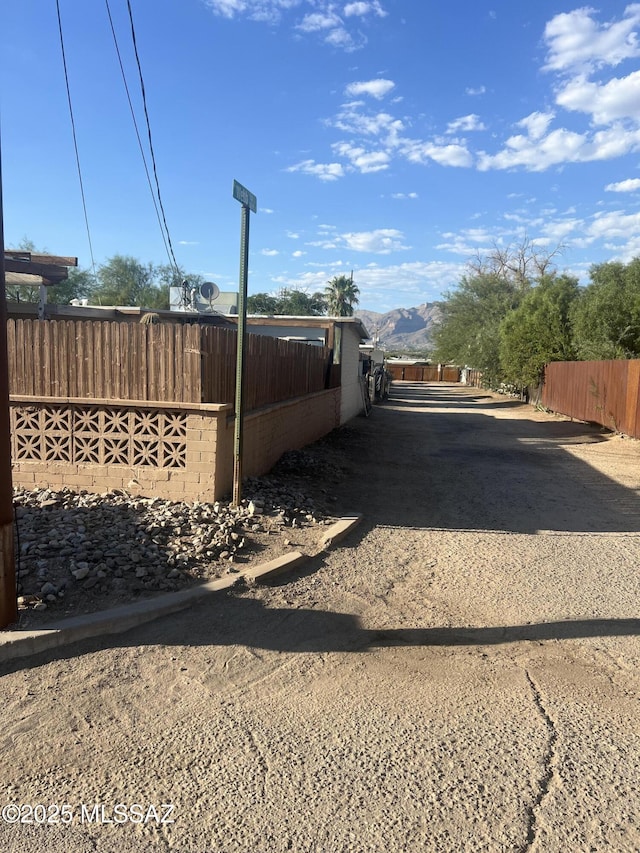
[{"xmin": 332, "ymin": 381, "xmax": 640, "ymax": 534}]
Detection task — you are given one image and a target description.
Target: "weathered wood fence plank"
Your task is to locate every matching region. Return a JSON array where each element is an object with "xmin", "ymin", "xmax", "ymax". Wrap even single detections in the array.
[{"xmin": 7, "ymin": 319, "xmax": 332, "ymax": 410}]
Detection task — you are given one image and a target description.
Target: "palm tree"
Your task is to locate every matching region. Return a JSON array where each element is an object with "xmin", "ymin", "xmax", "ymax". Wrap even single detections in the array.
[{"xmin": 325, "ymin": 273, "xmax": 360, "ymax": 316}]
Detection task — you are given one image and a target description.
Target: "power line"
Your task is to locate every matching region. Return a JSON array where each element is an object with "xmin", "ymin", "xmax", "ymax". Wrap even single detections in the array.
[
  {"xmin": 55, "ymin": 0, "xmax": 97, "ymax": 277},
  {"xmin": 104, "ymin": 0, "xmax": 174, "ymax": 271},
  {"xmin": 125, "ymin": 0, "xmax": 180, "ymax": 277}
]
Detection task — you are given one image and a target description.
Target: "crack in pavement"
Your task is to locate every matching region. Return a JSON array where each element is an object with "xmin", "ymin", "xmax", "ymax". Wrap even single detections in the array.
[{"xmin": 520, "ymin": 669, "xmax": 560, "ymax": 852}]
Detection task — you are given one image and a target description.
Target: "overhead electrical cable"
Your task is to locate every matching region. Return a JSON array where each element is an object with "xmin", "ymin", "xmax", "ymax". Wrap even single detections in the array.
[
  {"xmin": 104, "ymin": 0, "xmax": 173, "ymax": 270},
  {"xmin": 55, "ymin": 0, "xmax": 97, "ymax": 277},
  {"xmin": 125, "ymin": 0, "xmax": 180, "ymax": 277}
]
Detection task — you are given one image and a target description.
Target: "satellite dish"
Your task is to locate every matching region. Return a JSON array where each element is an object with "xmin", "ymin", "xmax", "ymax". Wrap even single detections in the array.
[{"xmin": 200, "ymin": 281, "xmax": 219, "ymax": 301}]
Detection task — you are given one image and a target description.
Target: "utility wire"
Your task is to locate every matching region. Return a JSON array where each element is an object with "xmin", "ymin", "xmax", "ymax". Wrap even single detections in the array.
[
  {"xmin": 104, "ymin": 0, "xmax": 174, "ymax": 270},
  {"xmin": 125, "ymin": 0, "xmax": 180, "ymax": 277},
  {"xmin": 55, "ymin": 0, "xmax": 97, "ymax": 277}
]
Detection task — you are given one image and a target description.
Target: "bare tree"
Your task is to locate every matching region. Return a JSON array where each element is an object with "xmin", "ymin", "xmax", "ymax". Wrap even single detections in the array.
[{"xmin": 467, "ymin": 237, "xmax": 565, "ymax": 289}]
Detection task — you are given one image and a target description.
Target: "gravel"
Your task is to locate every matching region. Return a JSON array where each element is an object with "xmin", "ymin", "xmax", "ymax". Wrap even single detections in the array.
[{"xmin": 11, "ymin": 440, "xmax": 351, "ymax": 627}]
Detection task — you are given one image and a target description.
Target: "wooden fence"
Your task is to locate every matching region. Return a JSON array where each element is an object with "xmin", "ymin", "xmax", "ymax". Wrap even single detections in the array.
[
  {"xmin": 387, "ymin": 364, "xmax": 460, "ymax": 382},
  {"xmin": 463, "ymin": 368, "xmax": 484, "ymax": 388},
  {"xmin": 541, "ymin": 359, "xmax": 640, "ymax": 439},
  {"xmin": 7, "ymin": 319, "xmax": 334, "ymax": 411}
]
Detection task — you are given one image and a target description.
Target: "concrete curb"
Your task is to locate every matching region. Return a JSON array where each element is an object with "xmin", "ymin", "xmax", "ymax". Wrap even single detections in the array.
[
  {"xmin": 0, "ymin": 514, "xmax": 363, "ymax": 664},
  {"xmin": 318, "ymin": 514, "xmax": 363, "ymax": 550}
]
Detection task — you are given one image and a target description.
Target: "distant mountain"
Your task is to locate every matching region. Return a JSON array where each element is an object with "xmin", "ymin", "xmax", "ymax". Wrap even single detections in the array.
[{"xmin": 355, "ymin": 303, "xmax": 442, "ymax": 351}]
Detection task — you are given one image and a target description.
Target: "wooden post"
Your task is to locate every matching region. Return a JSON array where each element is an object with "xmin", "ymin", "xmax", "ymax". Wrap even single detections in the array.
[{"xmin": 0, "ymin": 146, "xmax": 17, "ymax": 627}]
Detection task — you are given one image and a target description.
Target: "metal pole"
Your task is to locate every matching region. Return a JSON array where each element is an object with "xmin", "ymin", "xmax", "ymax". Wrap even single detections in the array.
[
  {"xmin": 0, "ymin": 144, "xmax": 17, "ymax": 627},
  {"xmin": 232, "ymin": 203, "xmax": 250, "ymax": 506}
]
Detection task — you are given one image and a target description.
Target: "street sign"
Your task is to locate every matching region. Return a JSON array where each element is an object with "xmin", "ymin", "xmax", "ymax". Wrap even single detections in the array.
[{"xmin": 232, "ymin": 179, "xmax": 257, "ymax": 213}]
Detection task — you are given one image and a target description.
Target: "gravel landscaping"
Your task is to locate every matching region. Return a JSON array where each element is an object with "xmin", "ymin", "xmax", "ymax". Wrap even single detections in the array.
[{"xmin": 10, "ymin": 435, "xmax": 354, "ymax": 627}]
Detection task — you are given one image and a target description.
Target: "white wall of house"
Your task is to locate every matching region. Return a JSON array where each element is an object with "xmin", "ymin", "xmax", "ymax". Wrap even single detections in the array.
[{"xmin": 338, "ymin": 323, "xmax": 366, "ymax": 424}]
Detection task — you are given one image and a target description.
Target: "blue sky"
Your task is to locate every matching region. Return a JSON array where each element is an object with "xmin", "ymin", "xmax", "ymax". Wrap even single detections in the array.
[{"xmin": 3, "ymin": 1, "xmax": 640, "ymax": 312}]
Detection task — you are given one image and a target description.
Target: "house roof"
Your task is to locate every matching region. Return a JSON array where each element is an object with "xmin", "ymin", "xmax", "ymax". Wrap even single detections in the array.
[
  {"xmin": 246, "ymin": 314, "xmax": 370, "ymax": 341},
  {"xmin": 4, "ymin": 251, "xmax": 77, "ymax": 286},
  {"xmin": 5, "ymin": 301, "xmax": 235, "ymax": 326}
]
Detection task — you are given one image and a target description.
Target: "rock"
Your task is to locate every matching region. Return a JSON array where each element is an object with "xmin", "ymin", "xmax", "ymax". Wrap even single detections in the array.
[
  {"xmin": 12, "ymin": 473, "xmax": 331, "ymax": 620},
  {"xmin": 72, "ymin": 566, "xmax": 90, "ymax": 581}
]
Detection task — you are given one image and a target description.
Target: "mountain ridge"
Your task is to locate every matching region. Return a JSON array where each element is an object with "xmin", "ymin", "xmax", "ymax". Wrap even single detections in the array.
[{"xmin": 355, "ymin": 303, "xmax": 441, "ymax": 351}]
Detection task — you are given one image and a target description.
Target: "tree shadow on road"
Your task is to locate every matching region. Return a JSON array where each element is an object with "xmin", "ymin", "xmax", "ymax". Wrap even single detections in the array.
[
  {"xmin": 332, "ymin": 382, "xmax": 640, "ymax": 534},
  {"xmin": 145, "ymin": 595, "xmax": 640, "ymax": 653},
  {"xmin": 3, "ymin": 591, "xmax": 639, "ymax": 673}
]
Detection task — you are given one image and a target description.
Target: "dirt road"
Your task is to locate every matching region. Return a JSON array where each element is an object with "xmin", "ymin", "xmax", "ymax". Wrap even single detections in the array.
[{"xmin": 1, "ymin": 382, "xmax": 639, "ymax": 852}]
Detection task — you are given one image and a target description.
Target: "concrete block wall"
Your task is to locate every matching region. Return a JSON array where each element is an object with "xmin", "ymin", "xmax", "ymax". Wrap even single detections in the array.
[
  {"xmin": 237, "ymin": 388, "xmax": 341, "ymax": 483},
  {"xmin": 9, "ymin": 397, "xmax": 232, "ymax": 503},
  {"xmin": 9, "ymin": 389, "xmax": 341, "ymax": 503}
]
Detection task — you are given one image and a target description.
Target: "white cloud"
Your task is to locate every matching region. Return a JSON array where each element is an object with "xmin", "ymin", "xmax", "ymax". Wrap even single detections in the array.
[
  {"xmin": 306, "ymin": 226, "xmax": 409, "ymax": 254},
  {"xmin": 178, "ymin": 240, "xmax": 200, "ymax": 245},
  {"xmin": 332, "ymin": 103, "xmax": 404, "ymax": 140},
  {"xmin": 286, "ymin": 230, "xmax": 300, "ymax": 238},
  {"xmin": 588, "ymin": 208, "xmax": 640, "ymax": 241},
  {"xmin": 204, "ymin": 0, "xmax": 305, "ymax": 23},
  {"xmin": 283, "ymin": 6, "xmax": 640, "ymax": 181},
  {"xmin": 332, "ymin": 141, "xmax": 390, "ymax": 172},
  {"xmin": 271, "ymin": 260, "xmax": 462, "ymax": 308},
  {"xmin": 402, "ymin": 140, "xmax": 473, "ymax": 168},
  {"xmin": 324, "ymin": 27, "xmax": 359, "ymax": 49},
  {"xmin": 436, "ymin": 227, "xmax": 500, "ymax": 256},
  {"xmin": 344, "ymin": 1, "xmax": 368, "ymax": 15},
  {"xmin": 586, "ymin": 125, "xmax": 640, "ymax": 159},
  {"xmin": 517, "ymin": 111, "xmax": 555, "ymax": 141},
  {"xmin": 606, "ymin": 178, "xmax": 640, "ymax": 192},
  {"xmin": 538, "ymin": 217, "xmax": 583, "ymax": 243},
  {"xmin": 390, "ymin": 192, "xmax": 418, "ymax": 199},
  {"xmin": 477, "ymin": 127, "xmax": 584, "ymax": 171},
  {"xmin": 556, "ymin": 70, "xmax": 640, "ymax": 124},
  {"xmin": 466, "ymin": 86, "xmax": 486, "ymax": 96},
  {"xmin": 459, "ymin": 7, "xmax": 640, "ymax": 173},
  {"xmin": 543, "ymin": 5, "xmax": 640, "ymax": 73},
  {"xmin": 354, "ymin": 260, "xmax": 463, "ymax": 301},
  {"xmin": 329, "ymin": 98, "xmax": 472, "ymax": 169},
  {"xmin": 297, "ymin": 11, "xmax": 342, "ymax": 32},
  {"xmin": 292, "ymin": 250, "xmax": 306, "ymax": 257},
  {"xmin": 446, "ymin": 114, "xmax": 486, "ymax": 133},
  {"xmin": 260, "ymin": 207, "xmax": 274, "ymax": 214},
  {"xmin": 342, "ymin": 228, "xmax": 409, "ymax": 253},
  {"xmin": 261, "ymin": 248, "xmax": 279, "ymax": 256},
  {"xmin": 345, "ymin": 78, "xmax": 395, "ymax": 99},
  {"xmin": 285, "ymin": 159, "xmax": 345, "ymax": 180},
  {"xmin": 343, "ymin": 1, "xmax": 386, "ymax": 18},
  {"xmin": 478, "ymin": 122, "xmax": 640, "ymax": 172},
  {"xmin": 204, "ymin": 0, "xmax": 247, "ymax": 18},
  {"xmin": 203, "ymin": 0, "xmax": 380, "ymax": 49}
]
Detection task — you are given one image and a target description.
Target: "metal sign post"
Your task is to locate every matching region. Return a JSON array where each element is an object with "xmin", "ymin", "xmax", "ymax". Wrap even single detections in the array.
[
  {"xmin": 232, "ymin": 180, "xmax": 257, "ymax": 506},
  {"xmin": 0, "ymin": 145, "xmax": 17, "ymax": 627}
]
